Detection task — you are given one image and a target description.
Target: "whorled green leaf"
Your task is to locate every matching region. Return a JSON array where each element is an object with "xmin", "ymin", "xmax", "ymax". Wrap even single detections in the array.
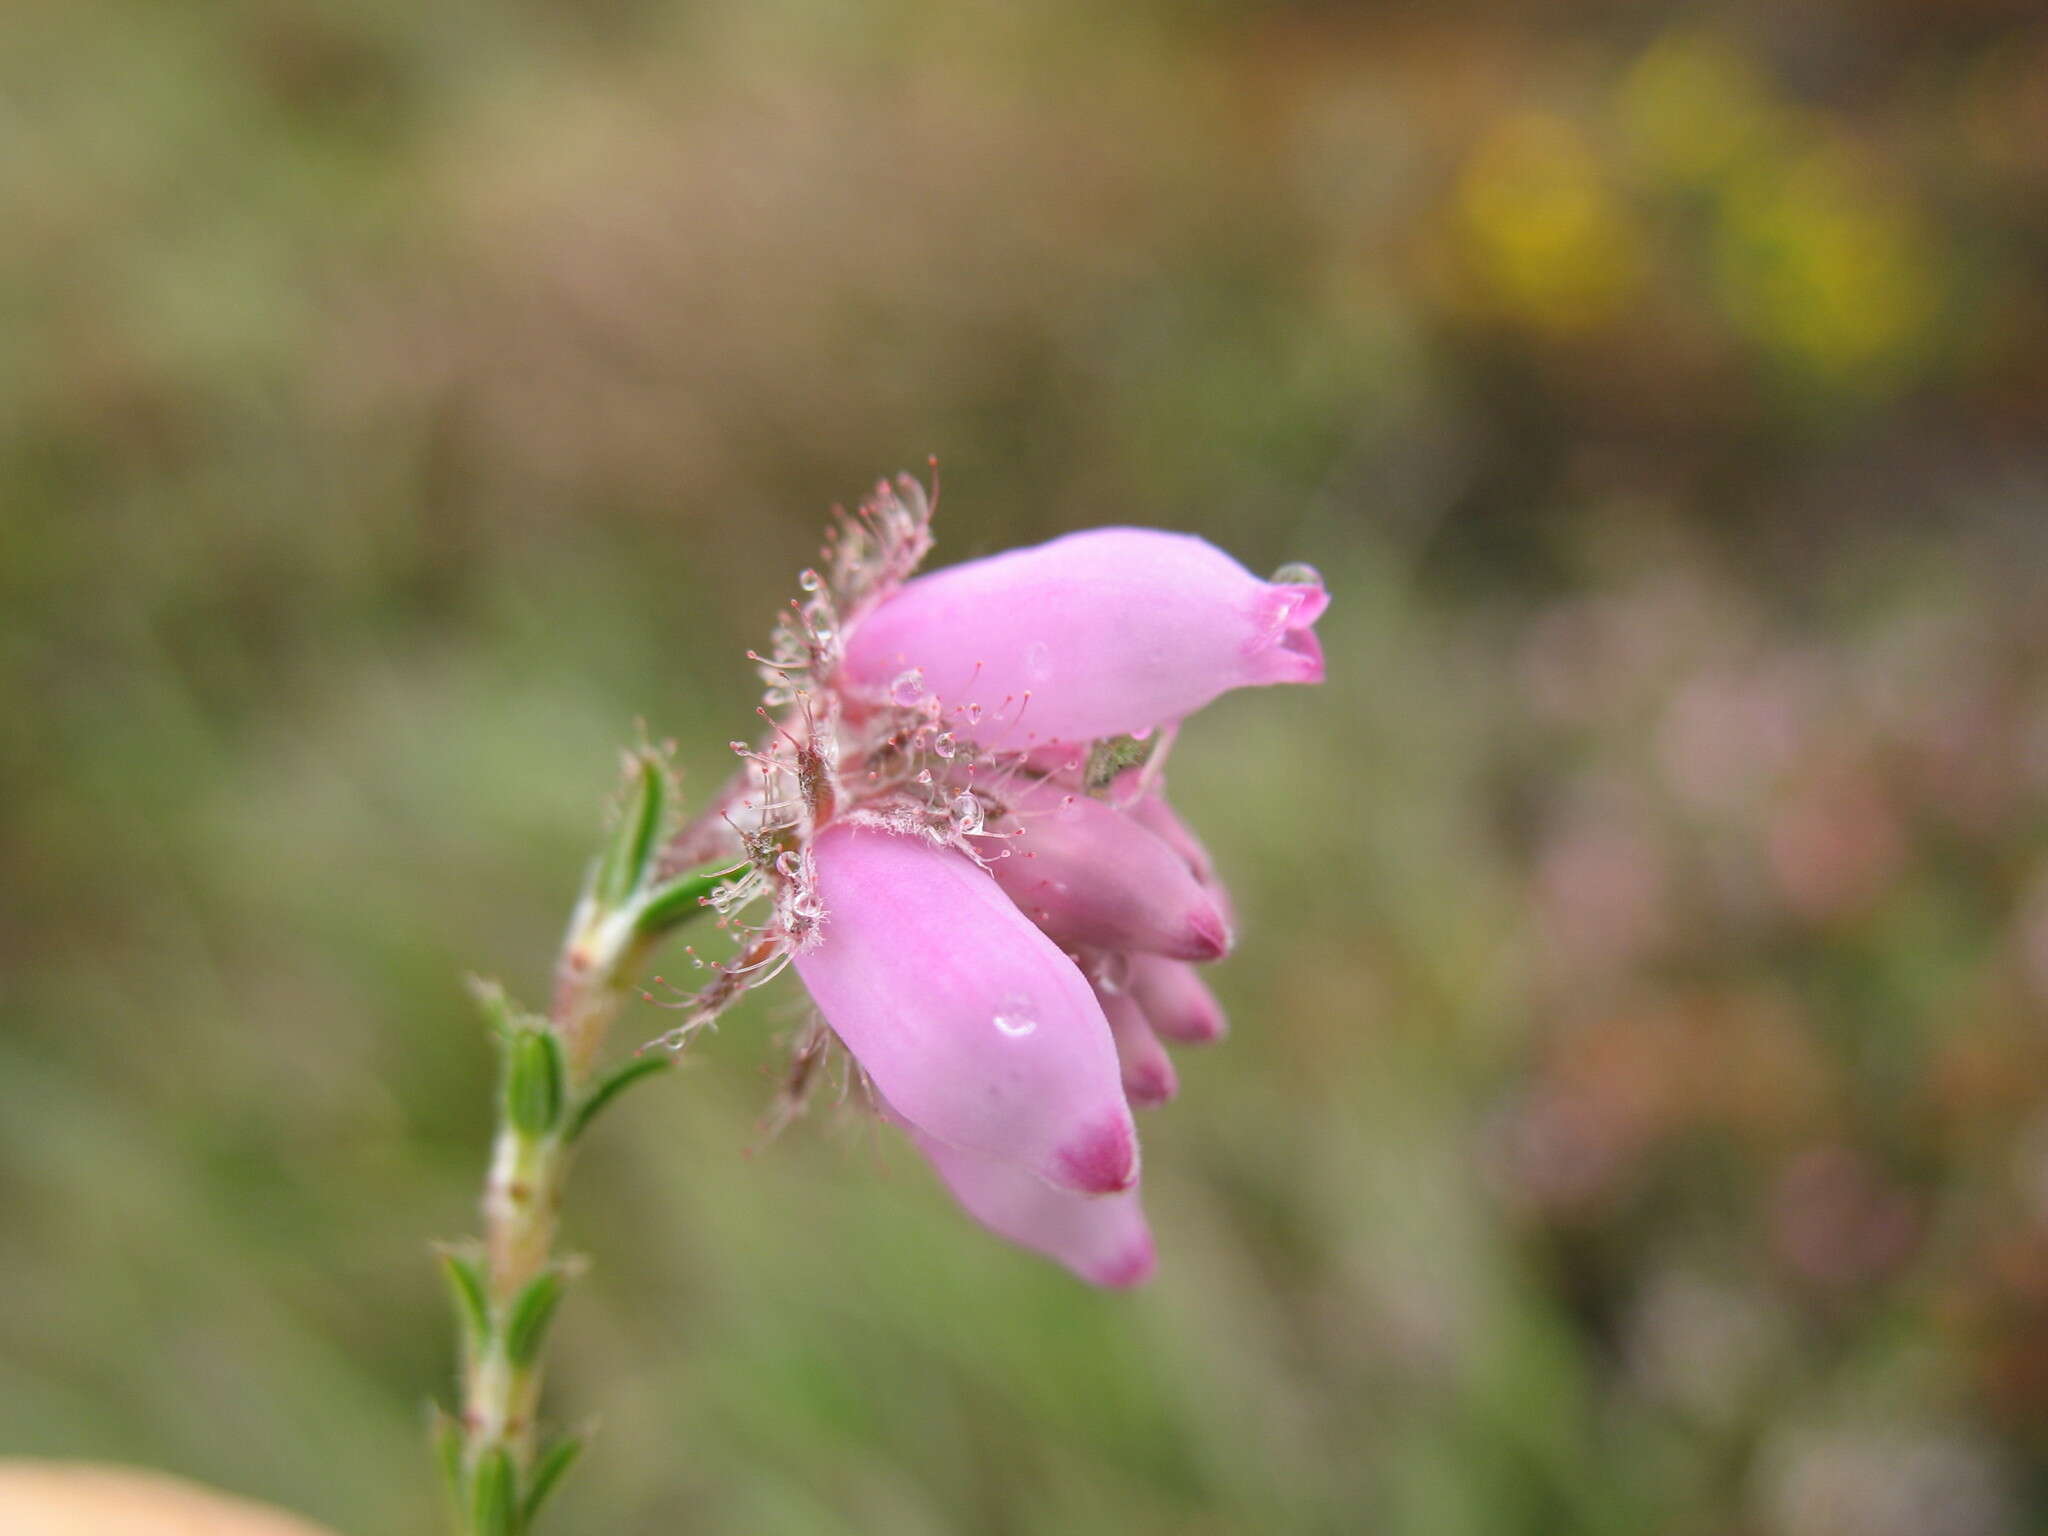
[
  {"xmin": 470, "ymin": 1446, "xmax": 519, "ymax": 1536},
  {"xmin": 522, "ymin": 1433, "xmax": 586, "ymax": 1526},
  {"xmin": 594, "ymin": 750, "xmax": 670, "ymax": 908},
  {"xmin": 438, "ymin": 1248, "xmax": 491, "ymax": 1355},
  {"xmin": 504, "ymin": 1269, "xmax": 568, "ymax": 1370},
  {"xmin": 567, "ymin": 1054, "xmax": 674, "ymax": 1142},
  {"xmin": 503, "ymin": 1029, "xmax": 566, "ymax": 1138},
  {"xmin": 429, "ymin": 1403, "xmax": 465, "ymax": 1511},
  {"xmin": 632, "ymin": 867, "xmax": 726, "ymax": 939},
  {"xmin": 466, "ymin": 976, "xmax": 520, "ymax": 1044}
]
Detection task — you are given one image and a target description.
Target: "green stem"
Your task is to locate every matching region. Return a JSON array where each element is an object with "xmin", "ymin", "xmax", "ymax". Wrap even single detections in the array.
[
  {"xmin": 453, "ymin": 905, "xmax": 649, "ymax": 1529},
  {"xmin": 440, "ymin": 742, "xmax": 722, "ymax": 1532}
]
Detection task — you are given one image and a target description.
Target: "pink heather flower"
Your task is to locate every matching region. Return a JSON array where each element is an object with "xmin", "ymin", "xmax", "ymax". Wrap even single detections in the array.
[
  {"xmin": 1125, "ymin": 953, "xmax": 1228, "ymax": 1044},
  {"xmin": 974, "ymin": 778, "xmax": 1232, "ymax": 961},
  {"xmin": 1099, "ymin": 985, "xmax": 1178, "ymax": 1108},
  {"xmin": 904, "ymin": 1119, "xmax": 1156, "ymax": 1288},
  {"xmin": 793, "ymin": 823, "xmax": 1138, "ymax": 1193},
  {"xmin": 657, "ymin": 471, "xmax": 1326, "ymax": 1285},
  {"xmin": 841, "ymin": 526, "xmax": 1328, "ymax": 745}
]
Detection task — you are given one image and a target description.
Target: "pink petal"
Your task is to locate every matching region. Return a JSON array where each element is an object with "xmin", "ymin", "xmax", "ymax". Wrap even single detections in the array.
[
  {"xmin": 1124, "ymin": 789, "xmax": 1236, "ymax": 933},
  {"xmin": 842, "ymin": 527, "xmax": 1328, "ymax": 744},
  {"xmin": 1101, "ymin": 986, "xmax": 1179, "ymax": 1106},
  {"xmin": 1127, "ymin": 953, "xmax": 1229, "ymax": 1044},
  {"xmin": 794, "ymin": 822, "xmax": 1139, "ymax": 1193},
  {"xmin": 905, "ymin": 1121, "xmax": 1157, "ymax": 1288},
  {"xmin": 976, "ymin": 782, "xmax": 1233, "ymax": 961}
]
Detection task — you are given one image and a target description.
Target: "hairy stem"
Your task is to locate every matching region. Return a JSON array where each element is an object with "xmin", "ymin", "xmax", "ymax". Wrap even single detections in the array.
[
  {"xmin": 455, "ymin": 907, "xmax": 648, "ymax": 1522},
  {"xmin": 439, "ymin": 748, "xmax": 715, "ymax": 1532}
]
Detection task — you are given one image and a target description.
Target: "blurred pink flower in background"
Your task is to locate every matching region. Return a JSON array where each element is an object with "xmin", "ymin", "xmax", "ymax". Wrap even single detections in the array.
[{"xmin": 661, "ymin": 474, "xmax": 1327, "ymax": 1284}]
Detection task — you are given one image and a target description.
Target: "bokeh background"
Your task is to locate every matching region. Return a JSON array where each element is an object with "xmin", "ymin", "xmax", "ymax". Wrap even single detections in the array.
[{"xmin": 6, "ymin": 1, "xmax": 2048, "ymax": 1532}]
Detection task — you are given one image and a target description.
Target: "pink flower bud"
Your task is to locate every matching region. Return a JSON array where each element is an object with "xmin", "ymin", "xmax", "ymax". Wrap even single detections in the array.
[
  {"xmin": 842, "ymin": 528, "xmax": 1328, "ymax": 744},
  {"xmin": 1125, "ymin": 788, "xmax": 1216, "ymax": 884},
  {"xmin": 1125, "ymin": 788, "xmax": 1235, "ymax": 932},
  {"xmin": 1127, "ymin": 953, "xmax": 1228, "ymax": 1044},
  {"xmin": 904, "ymin": 1121, "xmax": 1157, "ymax": 1288},
  {"xmin": 976, "ymin": 783, "xmax": 1233, "ymax": 961},
  {"xmin": 793, "ymin": 822, "xmax": 1139, "ymax": 1193},
  {"xmin": 1101, "ymin": 986, "xmax": 1178, "ymax": 1106}
]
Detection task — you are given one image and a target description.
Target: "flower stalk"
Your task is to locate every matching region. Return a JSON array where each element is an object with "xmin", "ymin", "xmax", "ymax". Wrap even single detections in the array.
[{"xmin": 436, "ymin": 747, "xmax": 718, "ymax": 1534}]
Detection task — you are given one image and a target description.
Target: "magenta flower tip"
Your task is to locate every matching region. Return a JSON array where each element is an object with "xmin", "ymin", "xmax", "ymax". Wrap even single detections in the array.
[
  {"xmin": 1052, "ymin": 1110, "xmax": 1142, "ymax": 1194},
  {"xmin": 1125, "ymin": 1057, "xmax": 1178, "ymax": 1109},
  {"xmin": 1182, "ymin": 897, "xmax": 1234, "ymax": 962},
  {"xmin": 1088, "ymin": 1231, "xmax": 1158, "ymax": 1290}
]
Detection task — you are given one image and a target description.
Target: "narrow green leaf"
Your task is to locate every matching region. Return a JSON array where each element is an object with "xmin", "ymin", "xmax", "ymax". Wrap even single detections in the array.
[
  {"xmin": 470, "ymin": 1447, "xmax": 518, "ymax": 1536},
  {"xmin": 633, "ymin": 868, "xmax": 725, "ymax": 938},
  {"xmin": 467, "ymin": 976, "xmax": 519, "ymax": 1043},
  {"xmin": 595, "ymin": 751, "xmax": 668, "ymax": 907},
  {"xmin": 429, "ymin": 1403, "xmax": 465, "ymax": 1509},
  {"xmin": 567, "ymin": 1054, "xmax": 673, "ymax": 1142},
  {"xmin": 521, "ymin": 1433, "xmax": 586, "ymax": 1525},
  {"xmin": 438, "ymin": 1249, "xmax": 491, "ymax": 1354},
  {"xmin": 504, "ymin": 1269, "xmax": 568, "ymax": 1370},
  {"xmin": 504, "ymin": 1029, "xmax": 566, "ymax": 1138}
]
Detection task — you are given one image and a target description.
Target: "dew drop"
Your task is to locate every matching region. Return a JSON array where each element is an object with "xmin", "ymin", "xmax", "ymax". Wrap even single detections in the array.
[
  {"xmin": 1093, "ymin": 951, "xmax": 1131, "ymax": 995},
  {"xmin": 965, "ymin": 703, "xmax": 984, "ymax": 725},
  {"xmin": 890, "ymin": 669, "xmax": 927, "ymax": 706},
  {"xmin": 933, "ymin": 731, "xmax": 957, "ymax": 759},
  {"xmin": 915, "ymin": 769, "xmax": 933, "ymax": 785},
  {"xmin": 798, "ymin": 568, "xmax": 823, "ymax": 592},
  {"xmin": 949, "ymin": 791, "xmax": 985, "ymax": 835},
  {"xmin": 992, "ymin": 993, "xmax": 1037, "ymax": 1037},
  {"xmin": 1271, "ymin": 561, "xmax": 1323, "ymax": 588},
  {"xmin": 1023, "ymin": 640, "xmax": 1053, "ymax": 682}
]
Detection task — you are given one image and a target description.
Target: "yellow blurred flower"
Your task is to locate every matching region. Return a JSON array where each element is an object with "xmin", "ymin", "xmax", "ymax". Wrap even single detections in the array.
[{"xmin": 1453, "ymin": 111, "xmax": 1644, "ymax": 334}]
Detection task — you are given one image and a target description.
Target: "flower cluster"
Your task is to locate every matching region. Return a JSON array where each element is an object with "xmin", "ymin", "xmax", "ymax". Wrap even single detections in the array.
[{"xmin": 661, "ymin": 472, "xmax": 1327, "ymax": 1284}]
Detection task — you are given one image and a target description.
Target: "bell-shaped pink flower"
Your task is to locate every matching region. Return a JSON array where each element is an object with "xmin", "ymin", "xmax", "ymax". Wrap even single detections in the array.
[
  {"xmin": 793, "ymin": 822, "xmax": 1139, "ymax": 1194},
  {"xmin": 975, "ymin": 782, "xmax": 1232, "ymax": 961},
  {"xmin": 1125, "ymin": 787, "xmax": 1236, "ymax": 934},
  {"xmin": 904, "ymin": 1121, "xmax": 1156, "ymax": 1288},
  {"xmin": 1101, "ymin": 986, "xmax": 1178, "ymax": 1106},
  {"xmin": 842, "ymin": 528, "xmax": 1327, "ymax": 744},
  {"xmin": 1127, "ymin": 953, "xmax": 1228, "ymax": 1044}
]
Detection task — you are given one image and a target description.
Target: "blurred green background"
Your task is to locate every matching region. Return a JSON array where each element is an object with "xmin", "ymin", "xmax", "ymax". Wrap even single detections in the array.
[{"xmin": 6, "ymin": 1, "xmax": 2048, "ymax": 1531}]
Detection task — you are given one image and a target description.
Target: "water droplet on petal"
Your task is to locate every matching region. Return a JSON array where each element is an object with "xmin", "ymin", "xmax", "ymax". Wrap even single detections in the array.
[
  {"xmin": 1271, "ymin": 561, "xmax": 1323, "ymax": 588},
  {"xmin": 993, "ymin": 993, "xmax": 1037, "ymax": 1037},
  {"xmin": 933, "ymin": 731, "xmax": 957, "ymax": 759},
  {"xmin": 890, "ymin": 669, "xmax": 927, "ymax": 706},
  {"xmin": 798, "ymin": 568, "xmax": 823, "ymax": 592},
  {"xmin": 915, "ymin": 769, "xmax": 933, "ymax": 785},
  {"xmin": 965, "ymin": 703, "xmax": 984, "ymax": 725},
  {"xmin": 1023, "ymin": 640, "xmax": 1053, "ymax": 682},
  {"xmin": 949, "ymin": 791, "xmax": 985, "ymax": 835}
]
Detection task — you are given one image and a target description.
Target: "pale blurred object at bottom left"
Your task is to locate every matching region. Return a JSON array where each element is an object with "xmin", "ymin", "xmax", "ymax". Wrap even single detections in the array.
[{"xmin": 0, "ymin": 1462, "xmax": 336, "ymax": 1536}]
